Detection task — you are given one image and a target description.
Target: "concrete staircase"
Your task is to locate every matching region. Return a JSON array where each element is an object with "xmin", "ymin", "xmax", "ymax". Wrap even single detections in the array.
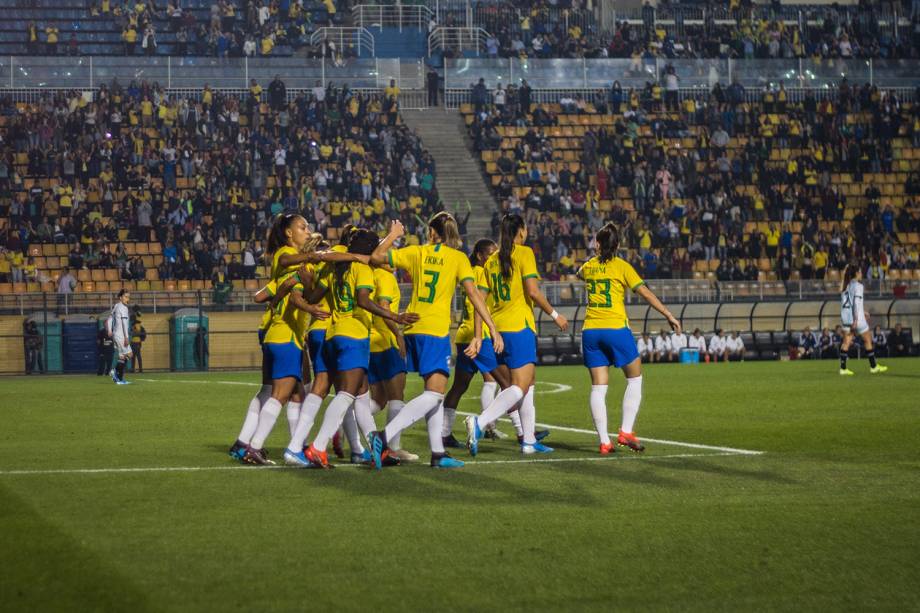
[{"xmin": 401, "ymin": 109, "xmax": 496, "ymax": 241}]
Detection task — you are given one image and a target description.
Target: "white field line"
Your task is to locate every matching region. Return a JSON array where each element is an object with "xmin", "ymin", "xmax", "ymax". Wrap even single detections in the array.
[
  {"xmin": 135, "ymin": 377, "xmax": 765, "ymax": 456},
  {"xmin": 0, "ymin": 451, "xmax": 754, "ymax": 477}
]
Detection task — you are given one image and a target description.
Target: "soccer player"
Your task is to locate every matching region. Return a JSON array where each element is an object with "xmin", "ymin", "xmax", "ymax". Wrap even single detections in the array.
[
  {"xmin": 464, "ymin": 213, "xmax": 567, "ymax": 457},
  {"xmin": 838, "ymin": 264, "xmax": 887, "ymax": 375},
  {"xmin": 367, "ymin": 214, "xmax": 503, "ymax": 469},
  {"xmin": 106, "ymin": 288, "xmax": 133, "ymax": 384},
  {"xmin": 294, "ymin": 229, "xmax": 418, "ymax": 468},
  {"xmin": 367, "ymin": 262, "xmax": 419, "ymax": 463},
  {"xmin": 440, "ymin": 239, "xmax": 522, "ymax": 448},
  {"xmin": 576, "ymin": 223, "xmax": 680, "ymax": 454}
]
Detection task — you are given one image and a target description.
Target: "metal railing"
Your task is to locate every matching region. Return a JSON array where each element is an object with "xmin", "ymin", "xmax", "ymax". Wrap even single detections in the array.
[
  {"xmin": 310, "ymin": 27, "xmax": 376, "ymax": 58},
  {"xmin": 428, "ymin": 26, "xmax": 490, "ymax": 56},
  {"xmin": 353, "ymin": 4, "xmax": 434, "ymax": 31}
]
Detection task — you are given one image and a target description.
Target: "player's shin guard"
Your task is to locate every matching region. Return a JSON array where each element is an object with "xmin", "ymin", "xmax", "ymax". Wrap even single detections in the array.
[
  {"xmin": 866, "ymin": 350, "xmax": 877, "ymax": 369},
  {"xmin": 425, "ymin": 403, "xmax": 445, "ymax": 454},
  {"xmin": 353, "ymin": 391, "xmax": 376, "ymax": 441},
  {"xmin": 287, "ymin": 393, "xmax": 323, "ymax": 452},
  {"xmin": 386, "ymin": 399, "xmax": 406, "ymax": 450},
  {"xmin": 383, "ymin": 391, "xmax": 443, "ymax": 447},
  {"xmin": 342, "ymin": 408, "xmax": 363, "ymax": 453},
  {"xmin": 477, "ymin": 385, "xmax": 525, "ymax": 428},
  {"xmin": 839, "ymin": 348, "xmax": 848, "ymax": 371},
  {"xmin": 590, "ymin": 384, "xmax": 610, "ymax": 444},
  {"xmin": 312, "ymin": 391, "xmax": 355, "ymax": 451},
  {"xmin": 286, "ymin": 401, "xmax": 302, "ymax": 439},
  {"xmin": 238, "ymin": 384, "xmax": 272, "ymax": 443},
  {"xmin": 518, "ymin": 385, "xmax": 537, "ymax": 445},
  {"xmin": 249, "ymin": 397, "xmax": 283, "ymax": 450},
  {"xmin": 621, "ymin": 376, "xmax": 643, "ymax": 433},
  {"xmin": 441, "ymin": 404, "xmax": 456, "ymax": 438},
  {"xmin": 115, "ymin": 360, "xmax": 126, "ymax": 381},
  {"xmin": 480, "ymin": 381, "xmax": 498, "ymax": 412}
]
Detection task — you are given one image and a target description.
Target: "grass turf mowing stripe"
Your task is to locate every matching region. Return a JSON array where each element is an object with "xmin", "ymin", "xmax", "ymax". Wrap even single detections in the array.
[{"xmin": 0, "ymin": 450, "xmax": 754, "ymax": 476}]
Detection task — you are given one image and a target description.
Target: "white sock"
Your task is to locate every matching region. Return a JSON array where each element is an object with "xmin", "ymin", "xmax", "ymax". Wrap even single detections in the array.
[
  {"xmin": 383, "ymin": 391, "xmax": 443, "ymax": 447},
  {"xmin": 509, "ymin": 410, "xmax": 524, "ymax": 437},
  {"xmin": 249, "ymin": 397, "xmax": 283, "ymax": 450},
  {"xmin": 369, "ymin": 398, "xmax": 382, "ymax": 414},
  {"xmin": 237, "ymin": 384, "xmax": 271, "ymax": 443},
  {"xmin": 342, "ymin": 408, "xmax": 364, "ymax": 454},
  {"xmin": 590, "ymin": 384, "xmax": 610, "ymax": 444},
  {"xmin": 518, "ymin": 385, "xmax": 536, "ymax": 445},
  {"xmin": 286, "ymin": 401, "xmax": 302, "ymax": 438},
  {"xmin": 477, "ymin": 385, "xmax": 524, "ymax": 429},
  {"xmin": 621, "ymin": 376, "xmax": 643, "ymax": 433},
  {"xmin": 441, "ymin": 404, "xmax": 456, "ymax": 438},
  {"xmin": 386, "ymin": 399, "xmax": 405, "ymax": 450},
  {"xmin": 286, "ymin": 393, "xmax": 324, "ymax": 451},
  {"xmin": 311, "ymin": 391, "xmax": 355, "ymax": 451},
  {"xmin": 353, "ymin": 391, "xmax": 376, "ymax": 440},
  {"xmin": 426, "ymin": 402, "xmax": 445, "ymax": 454},
  {"xmin": 480, "ymin": 381, "xmax": 498, "ymax": 412}
]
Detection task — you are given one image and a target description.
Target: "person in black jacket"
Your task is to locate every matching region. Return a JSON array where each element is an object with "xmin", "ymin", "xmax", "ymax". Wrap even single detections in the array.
[
  {"xmin": 268, "ymin": 75, "xmax": 287, "ymax": 112},
  {"xmin": 889, "ymin": 324, "xmax": 913, "ymax": 357},
  {"xmin": 426, "ymin": 65, "xmax": 439, "ymax": 107},
  {"xmin": 97, "ymin": 327, "xmax": 114, "ymax": 375}
]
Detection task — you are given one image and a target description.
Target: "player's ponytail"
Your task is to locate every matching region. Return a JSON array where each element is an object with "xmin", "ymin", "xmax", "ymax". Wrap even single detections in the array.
[
  {"xmin": 339, "ymin": 224, "xmax": 357, "ymax": 248},
  {"xmin": 498, "ymin": 214, "xmax": 525, "ymax": 278},
  {"xmin": 596, "ymin": 222, "xmax": 620, "ymax": 264},
  {"xmin": 841, "ymin": 263, "xmax": 858, "ymax": 293},
  {"xmin": 266, "ymin": 213, "xmax": 301, "ymax": 256},
  {"xmin": 469, "ymin": 238, "xmax": 496, "ymax": 267},
  {"xmin": 334, "ymin": 228, "xmax": 378, "ymax": 293},
  {"xmin": 428, "ymin": 211, "xmax": 462, "ymax": 249}
]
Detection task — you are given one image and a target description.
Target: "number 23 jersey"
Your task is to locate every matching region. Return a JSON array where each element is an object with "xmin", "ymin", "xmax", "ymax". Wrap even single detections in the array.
[
  {"xmin": 577, "ymin": 256, "xmax": 644, "ymax": 330},
  {"xmin": 388, "ymin": 243, "xmax": 474, "ymax": 337}
]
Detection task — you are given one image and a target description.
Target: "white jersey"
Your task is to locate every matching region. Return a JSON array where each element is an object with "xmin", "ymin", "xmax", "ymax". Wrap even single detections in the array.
[
  {"xmin": 840, "ymin": 280, "xmax": 865, "ymax": 327},
  {"xmin": 708, "ymin": 335, "xmax": 726, "ymax": 354},
  {"xmin": 726, "ymin": 336, "xmax": 744, "ymax": 353},
  {"xmin": 670, "ymin": 333, "xmax": 688, "ymax": 351},
  {"xmin": 637, "ymin": 337, "xmax": 652, "ymax": 355},
  {"xmin": 688, "ymin": 335, "xmax": 707, "ymax": 351},
  {"xmin": 108, "ymin": 302, "xmax": 131, "ymax": 340},
  {"xmin": 654, "ymin": 335, "xmax": 671, "ymax": 354}
]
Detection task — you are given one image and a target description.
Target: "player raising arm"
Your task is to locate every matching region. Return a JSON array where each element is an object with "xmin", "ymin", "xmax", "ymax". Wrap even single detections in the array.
[
  {"xmin": 366, "ymin": 214, "xmax": 503, "ymax": 469},
  {"xmin": 578, "ymin": 222, "xmax": 680, "ymax": 454}
]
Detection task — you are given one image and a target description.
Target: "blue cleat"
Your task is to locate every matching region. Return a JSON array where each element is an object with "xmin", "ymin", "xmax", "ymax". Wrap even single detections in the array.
[
  {"xmin": 521, "ymin": 441, "xmax": 554, "ymax": 455},
  {"xmin": 351, "ymin": 449, "xmax": 372, "ymax": 464},
  {"xmin": 116, "ymin": 380, "xmax": 131, "ymax": 385},
  {"xmin": 431, "ymin": 453, "xmax": 464, "ymax": 468},
  {"xmin": 536, "ymin": 429, "xmax": 550, "ymax": 442},
  {"xmin": 368, "ymin": 431, "xmax": 386, "ymax": 470},
  {"xmin": 464, "ymin": 416, "xmax": 482, "ymax": 456},
  {"xmin": 283, "ymin": 448, "xmax": 310, "ymax": 467},
  {"xmin": 228, "ymin": 440, "xmax": 247, "ymax": 460}
]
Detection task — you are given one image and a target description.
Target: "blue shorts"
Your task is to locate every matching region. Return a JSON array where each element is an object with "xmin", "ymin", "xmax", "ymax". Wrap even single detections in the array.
[
  {"xmin": 368, "ymin": 347, "xmax": 407, "ymax": 384},
  {"xmin": 264, "ymin": 341, "xmax": 303, "ymax": 381},
  {"xmin": 324, "ymin": 335, "xmax": 370, "ymax": 373},
  {"xmin": 307, "ymin": 329, "xmax": 329, "ymax": 374},
  {"xmin": 455, "ymin": 338, "xmax": 499, "ymax": 375},
  {"xmin": 405, "ymin": 334, "xmax": 451, "ymax": 377},
  {"xmin": 582, "ymin": 327, "xmax": 640, "ymax": 369},
  {"xmin": 496, "ymin": 328, "xmax": 538, "ymax": 369}
]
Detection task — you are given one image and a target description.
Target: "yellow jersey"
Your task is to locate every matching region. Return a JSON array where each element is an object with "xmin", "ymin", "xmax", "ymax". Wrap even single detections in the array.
[
  {"xmin": 307, "ymin": 244, "xmax": 346, "ymax": 333},
  {"xmin": 483, "ymin": 244, "xmax": 539, "ymax": 333},
  {"xmin": 258, "ymin": 278, "xmax": 279, "ymax": 334},
  {"xmin": 322, "ymin": 261, "xmax": 375, "ymax": 340},
  {"xmin": 455, "ymin": 265, "xmax": 491, "ymax": 344},
  {"xmin": 388, "ymin": 243, "xmax": 474, "ymax": 337},
  {"xmin": 577, "ymin": 256, "xmax": 644, "ymax": 330},
  {"xmin": 370, "ymin": 268, "xmax": 400, "ymax": 353},
  {"xmin": 262, "ymin": 274, "xmax": 307, "ymax": 349},
  {"xmin": 271, "ymin": 245, "xmax": 300, "ymax": 281}
]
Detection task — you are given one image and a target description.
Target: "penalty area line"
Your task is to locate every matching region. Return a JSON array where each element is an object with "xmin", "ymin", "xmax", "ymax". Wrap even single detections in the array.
[{"xmin": 0, "ymin": 451, "xmax": 755, "ymax": 477}]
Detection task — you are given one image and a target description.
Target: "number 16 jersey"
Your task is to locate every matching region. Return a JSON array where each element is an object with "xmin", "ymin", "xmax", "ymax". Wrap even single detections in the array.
[
  {"xmin": 577, "ymin": 256, "xmax": 644, "ymax": 330},
  {"xmin": 389, "ymin": 243, "xmax": 474, "ymax": 337},
  {"xmin": 483, "ymin": 244, "xmax": 540, "ymax": 333}
]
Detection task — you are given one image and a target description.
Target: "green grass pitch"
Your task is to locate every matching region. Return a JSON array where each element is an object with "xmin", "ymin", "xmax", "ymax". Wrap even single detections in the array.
[{"xmin": 1, "ymin": 359, "xmax": 919, "ymax": 611}]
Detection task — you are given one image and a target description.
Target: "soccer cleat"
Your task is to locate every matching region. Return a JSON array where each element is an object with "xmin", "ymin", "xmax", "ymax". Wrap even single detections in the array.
[
  {"xmin": 390, "ymin": 448, "xmax": 419, "ymax": 462},
  {"xmin": 350, "ymin": 449, "xmax": 372, "ymax": 465},
  {"xmin": 431, "ymin": 453, "xmax": 465, "ymax": 468},
  {"xmin": 484, "ymin": 423, "xmax": 509, "ymax": 440},
  {"xmin": 521, "ymin": 441, "xmax": 554, "ymax": 454},
  {"xmin": 116, "ymin": 380, "xmax": 131, "ymax": 385},
  {"xmin": 283, "ymin": 448, "xmax": 310, "ymax": 467},
  {"xmin": 465, "ymin": 416, "xmax": 482, "ymax": 456},
  {"xmin": 242, "ymin": 446, "xmax": 275, "ymax": 466},
  {"xmin": 869, "ymin": 365, "xmax": 888, "ymax": 374},
  {"xmin": 368, "ymin": 431, "xmax": 387, "ymax": 470},
  {"xmin": 839, "ymin": 368, "xmax": 855, "ymax": 376},
  {"xmin": 599, "ymin": 442, "xmax": 616, "ymax": 455},
  {"xmin": 228, "ymin": 440, "xmax": 247, "ymax": 460},
  {"xmin": 305, "ymin": 445, "xmax": 333, "ymax": 469},
  {"xmin": 110, "ymin": 369, "xmax": 118, "ymax": 383},
  {"xmin": 617, "ymin": 430, "xmax": 646, "ymax": 453},
  {"xmin": 332, "ymin": 430, "xmax": 345, "ymax": 458},
  {"xmin": 517, "ymin": 429, "xmax": 551, "ymax": 445},
  {"xmin": 442, "ymin": 433, "xmax": 464, "ymax": 449},
  {"xmin": 381, "ymin": 453, "xmax": 400, "ymax": 467}
]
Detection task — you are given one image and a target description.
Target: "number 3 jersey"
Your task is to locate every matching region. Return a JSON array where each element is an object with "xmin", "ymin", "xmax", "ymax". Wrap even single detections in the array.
[
  {"xmin": 389, "ymin": 243, "xmax": 474, "ymax": 337},
  {"xmin": 483, "ymin": 244, "xmax": 540, "ymax": 333},
  {"xmin": 577, "ymin": 256, "xmax": 645, "ymax": 330}
]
